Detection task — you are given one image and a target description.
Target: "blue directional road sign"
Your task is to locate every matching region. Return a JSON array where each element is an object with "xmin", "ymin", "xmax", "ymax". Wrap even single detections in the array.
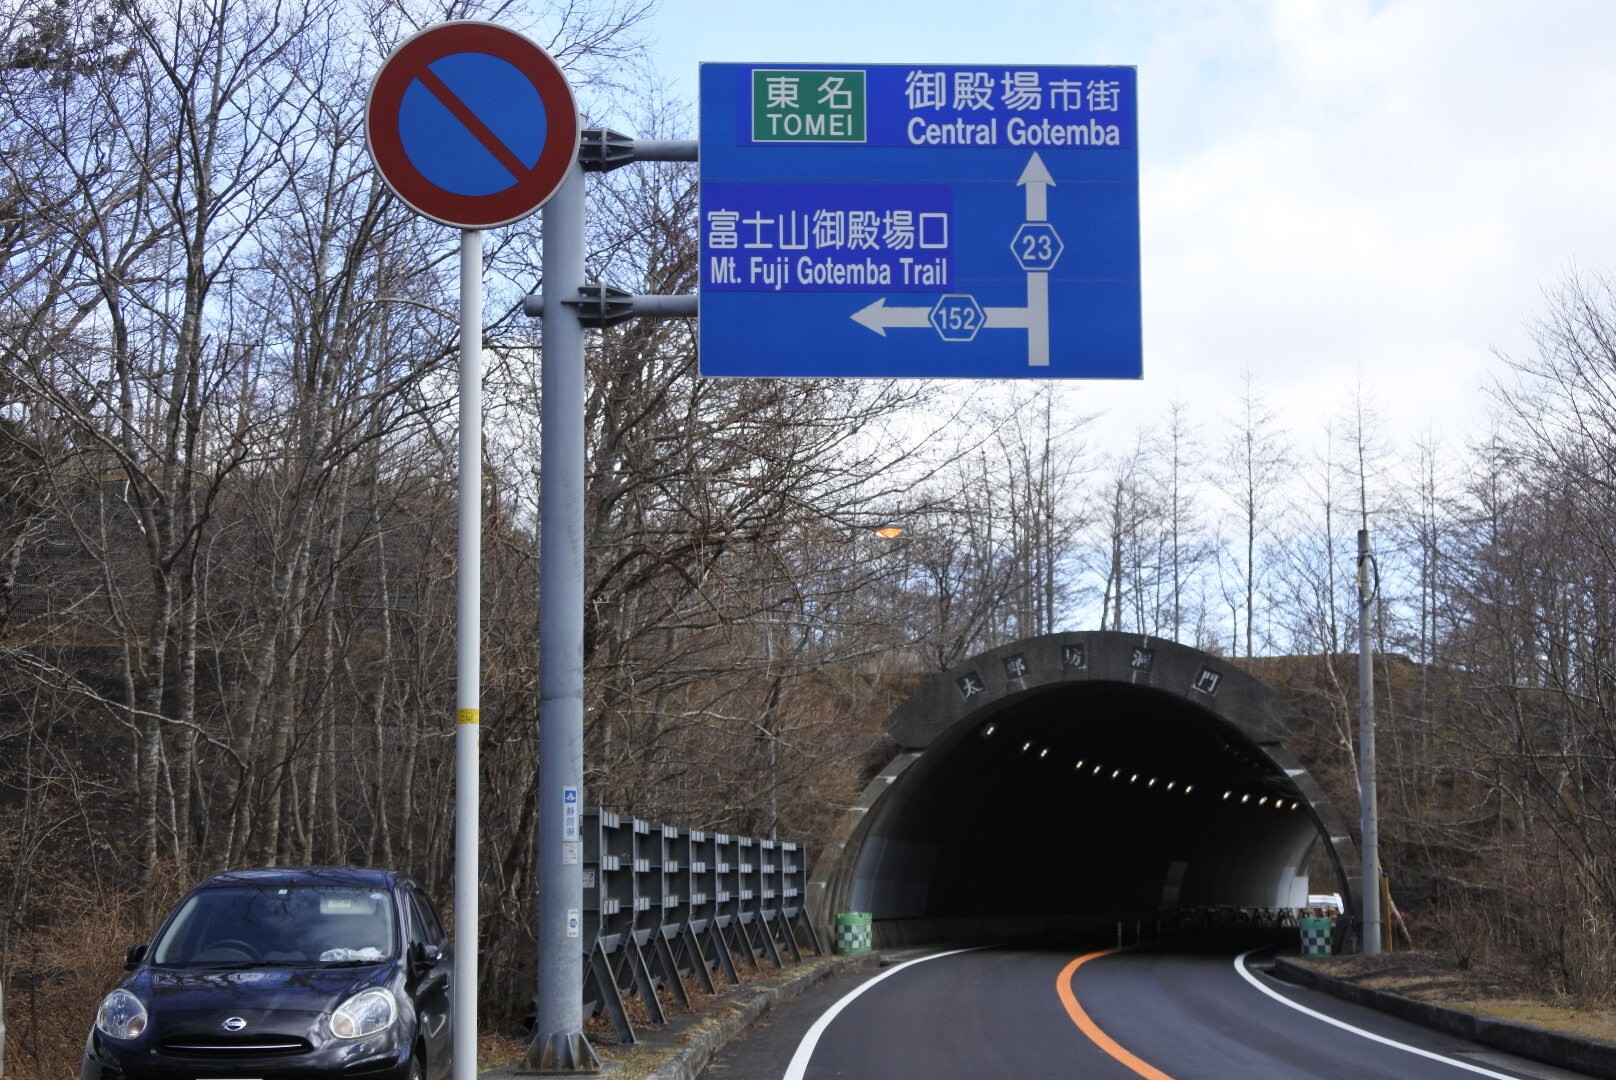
[{"xmin": 698, "ymin": 63, "xmax": 1139, "ymax": 379}]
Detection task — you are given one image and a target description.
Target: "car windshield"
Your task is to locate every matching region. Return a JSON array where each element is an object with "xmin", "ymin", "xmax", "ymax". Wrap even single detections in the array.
[{"xmin": 150, "ymin": 884, "xmax": 396, "ymax": 968}]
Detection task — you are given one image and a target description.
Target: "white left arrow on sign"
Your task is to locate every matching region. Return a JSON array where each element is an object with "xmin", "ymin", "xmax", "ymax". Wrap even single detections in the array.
[
  {"xmin": 850, "ymin": 297, "xmax": 932, "ymax": 336},
  {"xmin": 846, "ymin": 153, "xmax": 1054, "ymax": 365}
]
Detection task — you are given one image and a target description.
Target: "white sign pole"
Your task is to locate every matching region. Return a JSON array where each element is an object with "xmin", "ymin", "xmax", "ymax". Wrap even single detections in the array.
[{"xmin": 454, "ymin": 227, "xmax": 482, "ymax": 1080}]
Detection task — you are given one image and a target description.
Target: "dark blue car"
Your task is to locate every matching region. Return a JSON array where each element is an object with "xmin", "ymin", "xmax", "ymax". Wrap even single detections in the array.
[{"xmin": 81, "ymin": 867, "xmax": 452, "ymax": 1080}]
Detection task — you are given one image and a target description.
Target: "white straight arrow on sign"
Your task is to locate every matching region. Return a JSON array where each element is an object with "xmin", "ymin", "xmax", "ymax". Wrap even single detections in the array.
[{"xmin": 1017, "ymin": 152, "xmax": 1054, "ymax": 221}]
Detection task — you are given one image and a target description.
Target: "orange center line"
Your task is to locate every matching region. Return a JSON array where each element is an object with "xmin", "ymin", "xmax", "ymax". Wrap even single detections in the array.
[{"xmin": 1057, "ymin": 950, "xmax": 1176, "ymax": 1080}]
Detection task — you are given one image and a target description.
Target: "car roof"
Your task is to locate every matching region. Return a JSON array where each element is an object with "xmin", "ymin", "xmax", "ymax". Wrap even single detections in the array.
[{"xmin": 194, "ymin": 866, "xmax": 402, "ymax": 890}]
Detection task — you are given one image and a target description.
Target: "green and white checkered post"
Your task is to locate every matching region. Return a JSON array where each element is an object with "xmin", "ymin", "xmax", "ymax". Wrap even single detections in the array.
[
  {"xmin": 835, "ymin": 912, "xmax": 872, "ymax": 954},
  {"xmin": 1299, "ymin": 916, "xmax": 1333, "ymax": 958}
]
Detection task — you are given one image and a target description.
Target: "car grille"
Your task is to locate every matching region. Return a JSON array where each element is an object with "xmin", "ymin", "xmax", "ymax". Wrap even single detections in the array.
[{"xmin": 158, "ymin": 1035, "xmax": 312, "ymax": 1056}]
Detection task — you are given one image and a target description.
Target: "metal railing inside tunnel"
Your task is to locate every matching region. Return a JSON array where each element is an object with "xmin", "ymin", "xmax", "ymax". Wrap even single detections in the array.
[
  {"xmin": 855, "ymin": 902, "xmax": 1347, "ymax": 956},
  {"xmin": 574, "ymin": 807, "xmax": 823, "ymax": 1044}
]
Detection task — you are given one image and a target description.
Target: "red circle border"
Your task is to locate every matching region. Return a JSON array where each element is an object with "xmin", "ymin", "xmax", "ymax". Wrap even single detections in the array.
[{"xmin": 366, "ymin": 22, "xmax": 579, "ymax": 229}]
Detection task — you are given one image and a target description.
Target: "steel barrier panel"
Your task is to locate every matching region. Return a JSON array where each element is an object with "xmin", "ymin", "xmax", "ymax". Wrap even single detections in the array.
[
  {"xmin": 688, "ymin": 830, "xmax": 716, "ymax": 929},
  {"xmin": 781, "ymin": 842, "xmax": 804, "ymax": 915},
  {"xmin": 601, "ymin": 809, "xmax": 634, "ymax": 945},
  {"xmin": 629, "ymin": 817, "xmax": 658, "ymax": 945},
  {"xmin": 714, "ymin": 834, "xmax": 737, "ymax": 923},
  {"xmin": 582, "ymin": 807, "xmax": 627, "ymax": 951},
  {"xmin": 656, "ymin": 821, "xmax": 681, "ymax": 918},
  {"xmin": 757, "ymin": 839, "xmax": 777, "ymax": 912},
  {"xmin": 736, "ymin": 837, "xmax": 756, "ymax": 913},
  {"xmin": 574, "ymin": 809, "xmax": 817, "ymax": 1037}
]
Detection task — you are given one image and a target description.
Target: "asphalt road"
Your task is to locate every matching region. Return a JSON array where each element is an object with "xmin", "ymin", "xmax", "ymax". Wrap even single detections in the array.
[{"xmin": 698, "ymin": 939, "xmax": 1598, "ymax": 1080}]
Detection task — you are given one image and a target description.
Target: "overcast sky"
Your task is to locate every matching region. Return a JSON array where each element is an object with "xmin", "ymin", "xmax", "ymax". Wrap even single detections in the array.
[{"xmin": 592, "ymin": 0, "xmax": 1616, "ymax": 454}]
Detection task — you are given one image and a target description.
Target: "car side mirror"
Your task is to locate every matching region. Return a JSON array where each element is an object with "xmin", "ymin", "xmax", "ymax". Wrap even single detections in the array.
[
  {"xmin": 124, "ymin": 943, "xmax": 148, "ymax": 970},
  {"xmin": 409, "ymin": 941, "xmax": 443, "ymax": 975}
]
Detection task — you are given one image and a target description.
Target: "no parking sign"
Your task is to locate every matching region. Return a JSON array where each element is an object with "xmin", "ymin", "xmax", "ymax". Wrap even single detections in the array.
[
  {"xmin": 365, "ymin": 20, "xmax": 584, "ymax": 1071},
  {"xmin": 366, "ymin": 21, "xmax": 579, "ymax": 228}
]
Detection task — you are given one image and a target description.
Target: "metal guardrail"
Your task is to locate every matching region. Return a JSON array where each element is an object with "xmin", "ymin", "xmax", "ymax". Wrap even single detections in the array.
[
  {"xmin": 579, "ymin": 808, "xmax": 822, "ymax": 1042},
  {"xmin": 1173, "ymin": 905, "xmax": 1303, "ymax": 930}
]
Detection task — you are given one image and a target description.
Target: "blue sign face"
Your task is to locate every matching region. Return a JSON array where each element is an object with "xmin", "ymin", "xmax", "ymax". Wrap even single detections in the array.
[
  {"xmin": 398, "ymin": 53, "xmax": 549, "ymax": 196},
  {"xmin": 698, "ymin": 63, "xmax": 1140, "ymax": 379}
]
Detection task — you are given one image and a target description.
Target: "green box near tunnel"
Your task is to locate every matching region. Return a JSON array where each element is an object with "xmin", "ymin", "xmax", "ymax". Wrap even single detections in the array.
[
  {"xmin": 1299, "ymin": 916, "xmax": 1333, "ymax": 958},
  {"xmin": 835, "ymin": 911, "xmax": 873, "ymax": 954}
]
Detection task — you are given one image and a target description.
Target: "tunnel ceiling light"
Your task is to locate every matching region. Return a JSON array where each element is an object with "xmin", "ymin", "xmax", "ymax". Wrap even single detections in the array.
[
  {"xmin": 1258, "ymin": 796, "xmax": 1268, "ymax": 805},
  {"xmin": 1093, "ymin": 764, "xmax": 1103, "ymax": 774},
  {"xmin": 1147, "ymin": 777, "xmax": 1156, "ymax": 787},
  {"xmin": 1075, "ymin": 759, "xmax": 1085, "ymax": 769},
  {"xmin": 1241, "ymin": 794, "xmax": 1250, "ymax": 804},
  {"xmin": 1223, "ymin": 791, "xmax": 1232, "ymax": 800},
  {"xmin": 1165, "ymin": 780, "xmax": 1176, "ymax": 790},
  {"xmin": 1129, "ymin": 773, "xmax": 1139, "ymax": 783},
  {"xmin": 1184, "ymin": 785, "xmax": 1194, "ymax": 795},
  {"xmin": 1021, "ymin": 741, "xmax": 1032, "ymax": 752},
  {"xmin": 1111, "ymin": 769, "xmax": 1121, "ymax": 779},
  {"xmin": 1039, "ymin": 748, "xmax": 1049, "ymax": 758},
  {"xmin": 983, "ymin": 724, "xmax": 996, "ymax": 737}
]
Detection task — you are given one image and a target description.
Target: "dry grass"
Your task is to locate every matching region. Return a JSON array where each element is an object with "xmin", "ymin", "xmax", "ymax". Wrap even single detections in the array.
[
  {"xmin": 477, "ymin": 1033, "xmax": 530, "ymax": 1071},
  {"xmin": 471, "ymin": 950, "xmax": 830, "ymax": 1079},
  {"xmin": 4, "ymin": 879, "xmax": 168, "ymax": 1080},
  {"xmin": 1311, "ymin": 951, "xmax": 1616, "ymax": 1045}
]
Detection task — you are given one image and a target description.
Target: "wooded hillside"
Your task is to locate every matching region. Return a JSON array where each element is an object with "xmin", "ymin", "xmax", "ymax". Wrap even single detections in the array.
[{"xmin": 6, "ymin": 0, "xmax": 1616, "ymax": 1070}]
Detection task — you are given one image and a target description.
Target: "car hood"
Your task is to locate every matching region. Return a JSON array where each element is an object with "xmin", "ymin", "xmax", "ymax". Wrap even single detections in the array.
[{"xmin": 130, "ymin": 965, "xmax": 392, "ymax": 1042}]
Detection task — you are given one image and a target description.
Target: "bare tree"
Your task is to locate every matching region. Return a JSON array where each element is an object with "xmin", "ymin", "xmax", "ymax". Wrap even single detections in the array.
[
  {"xmin": 1157, "ymin": 399, "xmax": 1209, "ymax": 642},
  {"xmin": 1216, "ymin": 372, "xmax": 1292, "ymax": 657},
  {"xmin": 993, "ymin": 386, "xmax": 1091, "ymax": 637}
]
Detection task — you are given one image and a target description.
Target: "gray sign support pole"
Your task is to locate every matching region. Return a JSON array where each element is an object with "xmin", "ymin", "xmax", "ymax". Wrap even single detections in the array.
[
  {"xmin": 455, "ymin": 228, "xmax": 482, "ymax": 1080},
  {"xmin": 524, "ymin": 160, "xmax": 599, "ymax": 1073},
  {"xmin": 1357, "ymin": 527, "xmax": 1381, "ymax": 955},
  {"xmin": 521, "ymin": 131, "xmax": 696, "ymax": 1073}
]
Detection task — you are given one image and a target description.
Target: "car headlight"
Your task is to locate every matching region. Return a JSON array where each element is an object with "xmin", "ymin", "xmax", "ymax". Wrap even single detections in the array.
[
  {"xmin": 95, "ymin": 988, "xmax": 148, "ymax": 1039},
  {"xmin": 331, "ymin": 987, "xmax": 397, "ymax": 1039}
]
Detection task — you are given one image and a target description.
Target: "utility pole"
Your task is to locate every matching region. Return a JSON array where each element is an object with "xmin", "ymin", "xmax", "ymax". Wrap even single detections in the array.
[{"xmin": 1357, "ymin": 527, "xmax": 1381, "ymax": 955}]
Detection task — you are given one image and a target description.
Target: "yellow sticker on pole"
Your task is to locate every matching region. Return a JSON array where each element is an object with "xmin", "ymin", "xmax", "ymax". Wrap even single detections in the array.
[{"xmin": 457, "ymin": 708, "xmax": 480, "ymax": 725}]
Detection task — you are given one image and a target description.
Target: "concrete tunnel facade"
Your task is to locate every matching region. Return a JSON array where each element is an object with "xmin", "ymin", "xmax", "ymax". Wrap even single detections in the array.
[{"xmin": 807, "ymin": 632, "xmax": 1362, "ymax": 946}]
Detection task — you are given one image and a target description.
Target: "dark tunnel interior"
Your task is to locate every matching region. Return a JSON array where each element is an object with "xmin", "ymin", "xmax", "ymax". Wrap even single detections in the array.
[{"xmin": 848, "ymin": 681, "xmax": 1334, "ymax": 925}]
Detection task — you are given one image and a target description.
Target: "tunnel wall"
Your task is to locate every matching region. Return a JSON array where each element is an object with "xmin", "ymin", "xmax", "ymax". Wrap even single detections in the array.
[{"xmin": 807, "ymin": 632, "xmax": 1363, "ymax": 946}]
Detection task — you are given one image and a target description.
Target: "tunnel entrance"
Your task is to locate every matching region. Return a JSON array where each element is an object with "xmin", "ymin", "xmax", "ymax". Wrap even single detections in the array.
[{"xmin": 810, "ymin": 632, "xmax": 1361, "ymax": 946}]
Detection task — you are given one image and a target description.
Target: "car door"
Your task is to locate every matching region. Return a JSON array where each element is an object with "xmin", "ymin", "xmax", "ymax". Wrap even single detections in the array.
[{"xmin": 402, "ymin": 883, "xmax": 453, "ymax": 1077}]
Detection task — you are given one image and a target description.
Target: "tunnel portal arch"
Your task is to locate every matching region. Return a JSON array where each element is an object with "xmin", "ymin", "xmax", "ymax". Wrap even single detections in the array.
[{"xmin": 808, "ymin": 632, "xmax": 1362, "ymax": 945}]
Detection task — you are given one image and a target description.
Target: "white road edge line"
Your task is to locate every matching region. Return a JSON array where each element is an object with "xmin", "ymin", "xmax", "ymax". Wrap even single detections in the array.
[
  {"xmin": 781, "ymin": 946, "xmax": 995, "ymax": 1080},
  {"xmin": 1234, "ymin": 948, "xmax": 1526, "ymax": 1079}
]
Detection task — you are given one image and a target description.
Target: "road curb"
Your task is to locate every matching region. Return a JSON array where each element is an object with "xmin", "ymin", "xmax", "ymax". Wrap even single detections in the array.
[
  {"xmin": 1272, "ymin": 955, "xmax": 1616, "ymax": 1079},
  {"xmin": 641, "ymin": 952, "xmax": 884, "ymax": 1080}
]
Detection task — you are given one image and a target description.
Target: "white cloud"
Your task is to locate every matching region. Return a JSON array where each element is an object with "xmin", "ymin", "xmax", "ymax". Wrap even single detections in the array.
[
  {"xmin": 1092, "ymin": 0, "xmax": 1616, "ymax": 448},
  {"xmin": 641, "ymin": 0, "xmax": 1616, "ymax": 452}
]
